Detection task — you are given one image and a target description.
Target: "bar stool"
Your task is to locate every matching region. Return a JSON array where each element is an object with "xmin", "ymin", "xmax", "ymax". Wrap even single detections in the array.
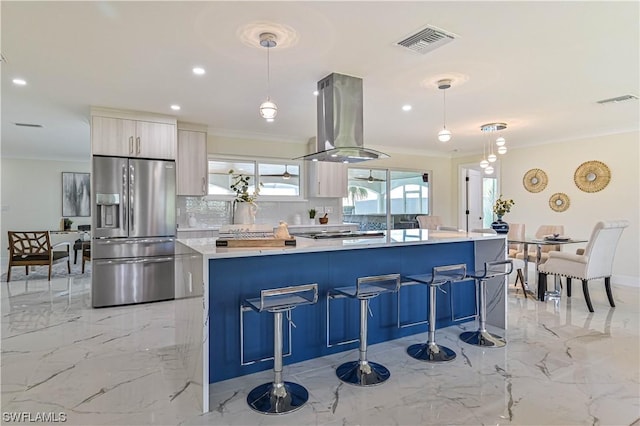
[
  {"xmin": 406, "ymin": 264, "xmax": 467, "ymax": 363},
  {"xmin": 330, "ymin": 273, "xmax": 401, "ymax": 386},
  {"xmin": 243, "ymin": 283, "xmax": 318, "ymax": 415},
  {"xmin": 460, "ymin": 260, "xmax": 513, "ymax": 348}
]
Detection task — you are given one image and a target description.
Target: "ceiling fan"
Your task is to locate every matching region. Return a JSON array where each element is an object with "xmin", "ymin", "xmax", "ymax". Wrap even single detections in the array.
[
  {"xmin": 262, "ymin": 164, "xmax": 299, "ymax": 180},
  {"xmin": 353, "ymin": 170, "xmax": 386, "ymax": 183}
]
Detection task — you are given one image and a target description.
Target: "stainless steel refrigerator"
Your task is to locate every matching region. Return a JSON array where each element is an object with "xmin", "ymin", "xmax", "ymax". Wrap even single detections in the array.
[{"xmin": 91, "ymin": 156, "xmax": 176, "ymax": 307}]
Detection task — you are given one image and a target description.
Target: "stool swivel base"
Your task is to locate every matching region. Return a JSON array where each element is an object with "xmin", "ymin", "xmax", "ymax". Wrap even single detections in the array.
[
  {"xmin": 247, "ymin": 381, "xmax": 308, "ymax": 415},
  {"xmin": 336, "ymin": 360, "xmax": 390, "ymax": 386},
  {"xmin": 459, "ymin": 330, "xmax": 505, "ymax": 348},
  {"xmin": 407, "ymin": 341, "xmax": 456, "ymax": 363}
]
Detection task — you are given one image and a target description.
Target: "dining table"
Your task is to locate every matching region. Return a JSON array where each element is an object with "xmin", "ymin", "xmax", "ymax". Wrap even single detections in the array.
[{"xmin": 508, "ymin": 236, "xmax": 587, "ymax": 301}]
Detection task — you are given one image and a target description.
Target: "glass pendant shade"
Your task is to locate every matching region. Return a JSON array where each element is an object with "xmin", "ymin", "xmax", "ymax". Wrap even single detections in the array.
[
  {"xmin": 480, "ymin": 159, "xmax": 489, "ymax": 168},
  {"xmin": 484, "ymin": 165, "xmax": 495, "ymax": 175},
  {"xmin": 438, "ymin": 128, "xmax": 452, "ymax": 142},
  {"xmin": 498, "ymin": 146, "xmax": 507, "ymax": 155},
  {"xmin": 259, "ymin": 100, "xmax": 277, "ymax": 119},
  {"xmin": 488, "ymin": 153, "xmax": 497, "ymax": 163},
  {"xmin": 496, "ymin": 136, "xmax": 506, "ymax": 146}
]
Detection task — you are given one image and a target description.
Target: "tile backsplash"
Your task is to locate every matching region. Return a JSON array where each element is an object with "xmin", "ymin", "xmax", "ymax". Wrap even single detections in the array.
[{"xmin": 177, "ymin": 196, "xmax": 342, "ymax": 229}]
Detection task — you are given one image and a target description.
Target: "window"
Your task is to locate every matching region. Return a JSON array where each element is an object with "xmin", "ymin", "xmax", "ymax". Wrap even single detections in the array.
[
  {"xmin": 207, "ymin": 158, "xmax": 301, "ymax": 200},
  {"xmin": 343, "ymin": 168, "xmax": 430, "ymax": 230}
]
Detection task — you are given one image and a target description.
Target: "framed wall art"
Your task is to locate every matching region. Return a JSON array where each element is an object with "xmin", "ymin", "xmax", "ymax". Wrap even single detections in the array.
[{"xmin": 62, "ymin": 172, "xmax": 91, "ymax": 217}]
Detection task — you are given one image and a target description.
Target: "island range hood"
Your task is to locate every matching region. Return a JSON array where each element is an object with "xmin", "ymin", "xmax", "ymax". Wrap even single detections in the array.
[{"xmin": 297, "ymin": 73, "xmax": 389, "ymax": 163}]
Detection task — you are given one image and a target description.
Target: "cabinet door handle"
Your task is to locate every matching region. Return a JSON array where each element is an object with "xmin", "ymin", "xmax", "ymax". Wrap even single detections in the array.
[
  {"xmin": 129, "ymin": 136, "xmax": 134, "ymax": 154},
  {"xmin": 202, "ymin": 177, "xmax": 206, "ymax": 195},
  {"xmin": 136, "ymin": 137, "xmax": 141, "ymax": 154}
]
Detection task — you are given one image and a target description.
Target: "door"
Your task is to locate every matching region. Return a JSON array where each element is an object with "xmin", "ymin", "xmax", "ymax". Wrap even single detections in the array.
[
  {"xmin": 177, "ymin": 130, "xmax": 207, "ymax": 195},
  {"xmin": 129, "ymin": 159, "xmax": 176, "ymax": 237},
  {"xmin": 459, "ymin": 167, "xmax": 483, "ymax": 232},
  {"xmin": 92, "ymin": 156, "xmax": 129, "ymax": 238}
]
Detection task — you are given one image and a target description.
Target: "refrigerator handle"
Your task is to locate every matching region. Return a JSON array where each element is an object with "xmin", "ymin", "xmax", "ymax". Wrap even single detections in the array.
[
  {"xmin": 122, "ymin": 163, "xmax": 128, "ymax": 233},
  {"xmin": 129, "ymin": 163, "xmax": 135, "ymax": 234}
]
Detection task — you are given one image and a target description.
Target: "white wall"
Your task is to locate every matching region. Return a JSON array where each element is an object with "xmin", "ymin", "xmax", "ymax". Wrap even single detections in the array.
[
  {"xmin": 1, "ymin": 158, "xmax": 91, "ymax": 263},
  {"xmin": 454, "ymin": 131, "xmax": 639, "ymax": 285}
]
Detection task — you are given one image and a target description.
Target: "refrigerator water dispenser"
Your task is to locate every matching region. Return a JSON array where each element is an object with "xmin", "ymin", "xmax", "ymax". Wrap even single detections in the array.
[{"xmin": 96, "ymin": 193, "xmax": 120, "ymax": 229}]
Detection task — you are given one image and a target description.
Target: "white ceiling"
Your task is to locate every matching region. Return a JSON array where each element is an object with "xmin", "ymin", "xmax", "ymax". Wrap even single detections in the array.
[{"xmin": 2, "ymin": 1, "xmax": 639, "ymax": 162}]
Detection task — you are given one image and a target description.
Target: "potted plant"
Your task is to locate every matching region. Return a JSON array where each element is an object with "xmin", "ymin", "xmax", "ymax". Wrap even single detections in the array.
[
  {"xmin": 229, "ymin": 170, "xmax": 262, "ymax": 224},
  {"xmin": 491, "ymin": 196, "xmax": 515, "ymax": 234},
  {"xmin": 308, "ymin": 208, "xmax": 317, "ymax": 225},
  {"xmin": 63, "ymin": 218, "xmax": 73, "ymax": 231}
]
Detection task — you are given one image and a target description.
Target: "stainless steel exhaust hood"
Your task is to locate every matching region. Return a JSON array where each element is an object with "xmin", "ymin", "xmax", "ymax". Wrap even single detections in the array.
[{"xmin": 297, "ymin": 73, "xmax": 389, "ymax": 163}]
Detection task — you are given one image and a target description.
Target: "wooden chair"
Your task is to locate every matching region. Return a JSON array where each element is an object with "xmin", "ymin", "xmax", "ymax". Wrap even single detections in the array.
[
  {"xmin": 82, "ymin": 246, "xmax": 91, "ymax": 273},
  {"xmin": 6, "ymin": 231, "xmax": 71, "ymax": 282}
]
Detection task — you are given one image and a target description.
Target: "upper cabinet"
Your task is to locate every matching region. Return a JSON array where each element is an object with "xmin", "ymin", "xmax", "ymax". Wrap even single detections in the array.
[
  {"xmin": 177, "ymin": 128, "xmax": 208, "ymax": 196},
  {"xmin": 306, "ymin": 161, "xmax": 348, "ymax": 198},
  {"xmin": 91, "ymin": 108, "xmax": 177, "ymax": 160}
]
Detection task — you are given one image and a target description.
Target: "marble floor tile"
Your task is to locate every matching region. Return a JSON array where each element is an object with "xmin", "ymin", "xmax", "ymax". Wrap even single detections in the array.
[{"xmin": 2, "ymin": 275, "xmax": 638, "ymax": 425}]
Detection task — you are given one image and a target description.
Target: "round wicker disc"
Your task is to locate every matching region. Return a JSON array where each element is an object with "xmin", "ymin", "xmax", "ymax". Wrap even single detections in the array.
[
  {"xmin": 522, "ymin": 168, "xmax": 548, "ymax": 193},
  {"xmin": 549, "ymin": 192, "xmax": 570, "ymax": 212},
  {"xmin": 574, "ymin": 160, "xmax": 611, "ymax": 193}
]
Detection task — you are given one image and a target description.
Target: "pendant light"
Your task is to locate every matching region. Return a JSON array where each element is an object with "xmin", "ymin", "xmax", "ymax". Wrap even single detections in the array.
[
  {"xmin": 479, "ymin": 138, "xmax": 489, "ymax": 169},
  {"xmin": 480, "ymin": 122, "xmax": 507, "ymax": 171},
  {"xmin": 282, "ymin": 165, "xmax": 291, "ymax": 180},
  {"xmin": 437, "ymin": 79, "xmax": 452, "ymax": 142},
  {"xmin": 259, "ymin": 33, "xmax": 278, "ymax": 121}
]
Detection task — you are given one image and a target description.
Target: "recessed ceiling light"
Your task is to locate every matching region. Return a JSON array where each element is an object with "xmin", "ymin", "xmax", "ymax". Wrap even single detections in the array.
[
  {"xmin": 192, "ymin": 67, "xmax": 205, "ymax": 75},
  {"xmin": 170, "ymin": 105, "xmax": 181, "ymax": 111},
  {"xmin": 402, "ymin": 104, "xmax": 412, "ymax": 111},
  {"xmin": 12, "ymin": 78, "xmax": 26, "ymax": 86},
  {"xmin": 313, "ymin": 90, "xmax": 319, "ymax": 96}
]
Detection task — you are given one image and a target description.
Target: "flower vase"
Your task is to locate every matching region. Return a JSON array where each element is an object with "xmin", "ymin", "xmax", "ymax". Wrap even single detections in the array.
[
  {"xmin": 491, "ymin": 215, "xmax": 510, "ymax": 234},
  {"xmin": 233, "ymin": 202, "xmax": 257, "ymax": 224}
]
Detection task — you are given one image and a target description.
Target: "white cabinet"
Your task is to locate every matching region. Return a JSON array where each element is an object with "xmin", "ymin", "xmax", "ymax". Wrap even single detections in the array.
[
  {"xmin": 306, "ymin": 161, "xmax": 348, "ymax": 198},
  {"xmin": 177, "ymin": 129, "xmax": 208, "ymax": 196},
  {"xmin": 91, "ymin": 115, "xmax": 176, "ymax": 159}
]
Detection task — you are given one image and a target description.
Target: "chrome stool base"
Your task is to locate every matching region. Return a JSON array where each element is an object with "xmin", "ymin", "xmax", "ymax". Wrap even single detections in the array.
[
  {"xmin": 336, "ymin": 360, "xmax": 390, "ymax": 386},
  {"xmin": 407, "ymin": 342, "xmax": 456, "ymax": 363},
  {"xmin": 459, "ymin": 330, "xmax": 506, "ymax": 348},
  {"xmin": 247, "ymin": 381, "xmax": 309, "ymax": 415}
]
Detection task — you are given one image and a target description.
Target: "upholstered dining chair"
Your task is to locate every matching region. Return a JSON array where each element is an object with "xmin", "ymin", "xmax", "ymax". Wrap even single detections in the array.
[
  {"xmin": 516, "ymin": 224, "xmax": 565, "ymax": 264},
  {"xmin": 506, "ymin": 223, "xmax": 527, "ymax": 294},
  {"xmin": 538, "ymin": 220, "xmax": 629, "ymax": 312},
  {"xmin": 416, "ymin": 215, "xmax": 442, "ymax": 230},
  {"xmin": 7, "ymin": 231, "xmax": 71, "ymax": 281}
]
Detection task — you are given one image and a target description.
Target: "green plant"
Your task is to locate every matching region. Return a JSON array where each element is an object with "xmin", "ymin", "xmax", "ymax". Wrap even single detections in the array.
[
  {"xmin": 308, "ymin": 208, "xmax": 317, "ymax": 219},
  {"xmin": 347, "ymin": 186, "xmax": 368, "ymax": 202},
  {"xmin": 63, "ymin": 218, "xmax": 73, "ymax": 229},
  {"xmin": 493, "ymin": 195, "xmax": 515, "ymax": 217},
  {"xmin": 228, "ymin": 170, "xmax": 261, "ymax": 203}
]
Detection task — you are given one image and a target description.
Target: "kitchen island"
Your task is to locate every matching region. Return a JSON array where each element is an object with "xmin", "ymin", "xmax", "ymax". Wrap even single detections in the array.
[{"xmin": 175, "ymin": 229, "xmax": 506, "ymax": 413}]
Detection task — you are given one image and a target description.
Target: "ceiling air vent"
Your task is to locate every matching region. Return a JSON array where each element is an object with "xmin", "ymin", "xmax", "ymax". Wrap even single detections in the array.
[
  {"xmin": 597, "ymin": 94, "xmax": 638, "ymax": 105},
  {"xmin": 15, "ymin": 123, "xmax": 43, "ymax": 128},
  {"xmin": 396, "ymin": 25, "xmax": 456, "ymax": 54}
]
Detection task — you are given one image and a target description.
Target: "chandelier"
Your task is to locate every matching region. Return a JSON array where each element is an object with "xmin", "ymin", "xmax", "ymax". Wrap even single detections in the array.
[
  {"xmin": 259, "ymin": 33, "xmax": 278, "ymax": 121},
  {"xmin": 479, "ymin": 122, "xmax": 508, "ymax": 175}
]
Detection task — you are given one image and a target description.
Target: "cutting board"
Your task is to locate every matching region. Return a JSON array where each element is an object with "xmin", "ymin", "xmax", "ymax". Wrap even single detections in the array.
[{"xmin": 215, "ymin": 238, "xmax": 296, "ymax": 248}]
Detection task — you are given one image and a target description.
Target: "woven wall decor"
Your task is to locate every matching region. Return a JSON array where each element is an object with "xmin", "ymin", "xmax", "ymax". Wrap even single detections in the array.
[
  {"xmin": 549, "ymin": 192, "xmax": 570, "ymax": 212},
  {"xmin": 574, "ymin": 160, "xmax": 611, "ymax": 193},
  {"xmin": 522, "ymin": 168, "xmax": 548, "ymax": 193}
]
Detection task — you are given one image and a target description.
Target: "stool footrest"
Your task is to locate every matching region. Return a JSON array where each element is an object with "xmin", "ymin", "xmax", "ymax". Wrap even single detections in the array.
[
  {"xmin": 336, "ymin": 360, "xmax": 390, "ymax": 386},
  {"xmin": 247, "ymin": 381, "xmax": 309, "ymax": 415},
  {"xmin": 407, "ymin": 343, "xmax": 456, "ymax": 362}
]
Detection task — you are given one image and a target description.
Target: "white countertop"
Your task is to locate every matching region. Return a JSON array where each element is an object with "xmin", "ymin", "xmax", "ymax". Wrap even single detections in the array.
[{"xmin": 178, "ymin": 229, "xmax": 505, "ymax": 259}]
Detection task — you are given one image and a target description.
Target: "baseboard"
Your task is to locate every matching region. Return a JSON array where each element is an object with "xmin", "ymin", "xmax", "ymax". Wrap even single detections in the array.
[{"xmin": 613, "ymin": 274, "xmax": 639, "ymax": 288}]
